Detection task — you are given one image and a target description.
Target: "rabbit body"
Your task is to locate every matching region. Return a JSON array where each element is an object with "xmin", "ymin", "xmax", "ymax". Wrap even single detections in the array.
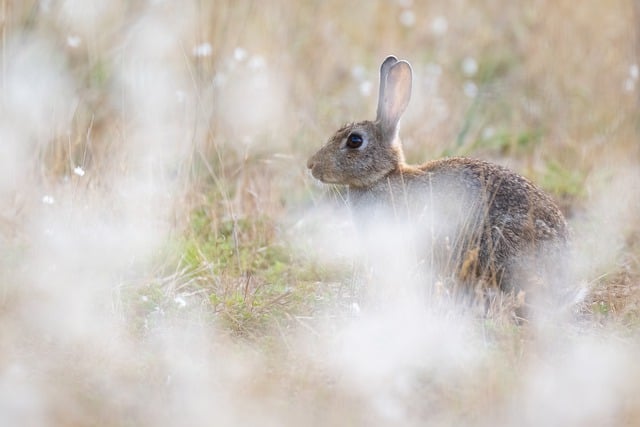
[
  {"xmin": 307, "ymin": 56, "xmax": 567, "ymax": 291},
  {"xmin": 348, "ymin": 157, "xmax": 567, "ymax": 289}
]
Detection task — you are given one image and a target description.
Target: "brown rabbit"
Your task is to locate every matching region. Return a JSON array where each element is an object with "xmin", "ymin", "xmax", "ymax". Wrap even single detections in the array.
[{"xmin": 307, "ymin": 56, "xmax": 568, "ymax": 294}]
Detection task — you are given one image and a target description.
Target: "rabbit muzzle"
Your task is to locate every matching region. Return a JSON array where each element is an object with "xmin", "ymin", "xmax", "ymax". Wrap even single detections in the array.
[{"xmin": 307, "ymin": 157, "xmax": 328, "ymax": 183}]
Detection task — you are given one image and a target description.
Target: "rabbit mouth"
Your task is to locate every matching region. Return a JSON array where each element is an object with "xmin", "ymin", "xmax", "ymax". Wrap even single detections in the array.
[
  {"xmin": 310, "ymin": 169, "xmax": 337, "ymax": 184},
  {"xmin": 308, "ymin": 160, "xmax": 333, "ymax": 183}
]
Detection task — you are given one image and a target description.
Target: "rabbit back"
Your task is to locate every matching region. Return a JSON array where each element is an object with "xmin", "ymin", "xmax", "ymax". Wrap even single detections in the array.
[{"xmin": 348, "ymin": 156, "xmax": 568, "ymax": 289}]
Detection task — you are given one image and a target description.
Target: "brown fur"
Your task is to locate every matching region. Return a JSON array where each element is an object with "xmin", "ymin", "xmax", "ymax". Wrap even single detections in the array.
[{"xmin": 307, "ymin": 57, "xmax": 567, "ymax": 291}]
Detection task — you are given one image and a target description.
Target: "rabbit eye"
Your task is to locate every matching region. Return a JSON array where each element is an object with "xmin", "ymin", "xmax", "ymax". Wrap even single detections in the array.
[{"xmin": 346, "ymin": 133, "xmax": 363, "ymax": 149}]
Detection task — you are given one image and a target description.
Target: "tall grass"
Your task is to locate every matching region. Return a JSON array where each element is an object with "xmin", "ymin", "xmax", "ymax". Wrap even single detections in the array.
[{"xmin": 0, "ymin": 0, "xmax": 639, "ymax": 425}]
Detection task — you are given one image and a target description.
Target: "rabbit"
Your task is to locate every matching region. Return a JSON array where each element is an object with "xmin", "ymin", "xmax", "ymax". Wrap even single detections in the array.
[{"xmin": 307, "ymin": 56, "xmax": 568, "ymax": 295}]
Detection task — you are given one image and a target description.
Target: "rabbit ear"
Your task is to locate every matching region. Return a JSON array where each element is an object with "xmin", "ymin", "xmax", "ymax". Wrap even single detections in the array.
[
  {"xmin": 377, "ymin": 60, "xmax": 412, "ymax": 135},
  {"xmin": 376, "ymin": 56, "xmax": 399, "ymax": 120}
]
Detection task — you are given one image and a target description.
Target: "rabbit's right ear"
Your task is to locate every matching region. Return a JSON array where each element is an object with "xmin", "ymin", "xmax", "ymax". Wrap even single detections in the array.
[{"xmin": 376, "ymin": 59, "xmax": 412, "ymax": 137}]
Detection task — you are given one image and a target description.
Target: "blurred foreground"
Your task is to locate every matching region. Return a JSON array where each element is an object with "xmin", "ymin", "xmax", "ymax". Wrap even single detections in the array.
[{"xmin": 1, "ymin": 1, "xmax": 639, "ymax": 425}]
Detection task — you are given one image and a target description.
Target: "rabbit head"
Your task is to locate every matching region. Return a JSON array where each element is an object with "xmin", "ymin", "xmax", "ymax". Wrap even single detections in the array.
[{"xmin": 307, "ymin": 56, "xmax": 413, "ymax": 188}]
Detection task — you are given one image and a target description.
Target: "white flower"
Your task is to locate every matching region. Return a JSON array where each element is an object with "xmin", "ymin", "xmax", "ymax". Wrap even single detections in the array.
[
  {"xmin": 463, "ymin": 81, "xmax": 478, "ymax": 98},
  {"xmin": 431, "ymin": 16, "xmax": 448, "ymax": 37},
  {"xmin": 233, "ymin": 47, "xmax": 248, "ymax": 62},
  {"xmin": 248, "ymin": 55, "xmax": 266, "ymax": 71},
  {"xmin": 350, "ymin": 302, "xmax": 361, "ymax": 315},
  {"xmin": 462, "ymin": 57, "xmax": 478, "ymax": 77},
  {"xmin": 351, "ymin": 65, "xmax": 366, "ymax": 80},
  {"xmin": 482, "ymin": 126, "xmax": 496, "ymax": 140},
  {"xmin": 67, "ymin": 35, "xmax": 81, "ymax": 48},
  {"xmin": 192, "ymin": 42, "xmax": 212, "ymax": 57},
  {"xmin": 73, "ymin": 166, "xmax": 85, "ymax": 176},
  {"xmin": 212, "ymin": 72, "xmax": 227, "ymax": 87},
  {"xmin": 359, "ymin": 81, "xmax": 372, "ymax": 96},
  {"xmin": 399, "ymin": 9, "xmax": 416, "ymax": 27},
  {"xmin": 630, "ymin": 64, "xmax": 639, "ymax": 80},
  {"xmin": 174, "ymin": 296, "xmax": 187, "ymax": 308},
  {"xmin": 42, "ymin": 195, "xmax": 55, "ymax": 205},
  {"xmin": 623, "ymin": 78, "xmax": 635, "ymax": 93}
]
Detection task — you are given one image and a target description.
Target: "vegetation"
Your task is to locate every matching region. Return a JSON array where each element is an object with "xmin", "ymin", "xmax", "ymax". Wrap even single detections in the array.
[{"xmin": 1, "ymin": 0, "xmax": 639, "ymax": 425}]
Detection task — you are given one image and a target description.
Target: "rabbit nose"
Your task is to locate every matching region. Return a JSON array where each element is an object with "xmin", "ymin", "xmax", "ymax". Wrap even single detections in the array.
[{"xmin": 307, "ymin": 158, "xmax": 315, "ymax": 170}]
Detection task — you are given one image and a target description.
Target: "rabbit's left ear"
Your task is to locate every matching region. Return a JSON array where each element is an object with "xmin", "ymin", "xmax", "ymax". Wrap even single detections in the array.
[
  {"xmin": 377, "ymin": 60, "xmax": 412, "ymax": 136},
  {"xmin": 376, "ymin": 56, "xmax": 399, "ymax": 120}
]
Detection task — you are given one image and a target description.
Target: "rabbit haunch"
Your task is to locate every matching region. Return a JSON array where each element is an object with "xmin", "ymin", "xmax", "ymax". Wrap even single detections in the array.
[{"xmin": 307, "ymin": 56, "xmax": 567, "ymax": 290}]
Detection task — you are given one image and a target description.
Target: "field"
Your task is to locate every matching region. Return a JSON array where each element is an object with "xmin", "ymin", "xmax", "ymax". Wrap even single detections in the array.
[{"xmin": 1, "ymin": 0, "xmax": 640, "ymax": 425}]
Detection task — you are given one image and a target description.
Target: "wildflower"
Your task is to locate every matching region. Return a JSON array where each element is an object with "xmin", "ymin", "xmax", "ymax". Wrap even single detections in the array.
[
  {"xmin": 174, "ymin": 296, "xmax": 187, "ymax": 308},
  {"xmin": 212, "ymin": 72, "xmax": 227, "ymax": 87},
  {"xmin": 623, "ymin": 64, "xmax": 637, "ymax": 92},
  {"xmin": 463, "ymin": 81, "xmax": 478, "ymax": 98},
  {"xmin": 192, "ymin": 42, "xmax": 212, "ymax": 57},
  {"xmin": 462, "ymin": 57, "xmax": 478, "ymax": 77},
  {"xmin": 482, "ymin": 126, "xmax": 496, "ymax": 140},
  {"xmin": 73, "ymin": 166, "xmax": 85, "ymax": 176},
  {"xmin": 233, "ymin": 47, "xmax": 247, "ymax": 62},
  {"xmin": 431, "ymin": 16, "xmax": 448, "ymax": 37},
  {"xmin": 248, "ymin": 55, "xmax": 266, "ymax": 71},
  {"xmin": 42, "ymin": 195, "xmax": 55, "ymax": 205},
  {"xmin": 67, "ymin": 35, "xmax": 81, "ymax": 48},
  {"xmin": 351, "ymin": 65, "xmax": 366, "ymax": 80},
  {"xmin": 399, "ymin": 9, "xmax": 416, "ymax": 27},
  {"xmin": 351, "ymin": 302, "xmax": 361, "ymax": 315},
  {"xmin": 359, "ymin": 81, "xmax": 372, "ymax": 96}
]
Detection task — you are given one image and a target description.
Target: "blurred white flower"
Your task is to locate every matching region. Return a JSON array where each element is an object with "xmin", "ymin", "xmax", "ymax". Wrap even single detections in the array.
[
  {"xmin": 248, "ymin": 55, "xmax": 266, "ymax": 71},
  {"xmin": 359, "ymin": 80, "xmax": 373, "ymax": 96},
  {"xmin": 350, "ymin": 302, "xmax": 361, "ymax": 315},
  {"xmin": 482, "ymin": 126, "xmax": 496, "ymax": 140},
  {"xmin": 212, "ymin": 72, "xmax": 227, "ymax": 87},
  {"xmin": 630, "ymin": 64, "xmax": 639, "ymax": 80},
  {"xmin": 192, "ymin": 42, "xmax": 212, "ymax": 57},
  {"xmin": 399, "ymin": 9, "xmax": 416, "ymax": 27},
  {"xmin": 351, "ymin": 65, "xmax": 366, "ymax": 80},
  {"xmin": 623, "ymin": 78, "xmax": 635, "ymax": 93},
  {"xmin": 42, "ymin": 195, "xmax": 55, "ymax": 205},
  {"xmin": 73, "ymin": 166, "xmax": 85, "ymax": 176},
  {"xmin": 66, "ymin": 35, "xmax": 81, "ymax": 48},
  {"xmin": 464, "ymin": 81, "xmax": 478, "ymax": 98},
  {"xmin": 174, "ymin": 296, "xmax": 187, "ymax": 308},
  {"xmin": 233, "ymin": 47, "xmax": 248, "ymax": 62},
  {"xmin": 462, "ymin": 57, "xmax": 478, "ymax": 77},
  {"xmin": 431, "ymin": 16, "xmax": 448, "ymax": 37}
]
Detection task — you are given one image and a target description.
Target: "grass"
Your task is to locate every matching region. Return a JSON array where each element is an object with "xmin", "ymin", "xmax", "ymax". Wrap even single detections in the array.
[{"xmin": 1, "ymin": 0, "xmax": 640, "ymax": 425}]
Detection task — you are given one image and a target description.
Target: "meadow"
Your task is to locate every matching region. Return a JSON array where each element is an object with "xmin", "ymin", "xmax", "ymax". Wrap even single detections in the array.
[{"xmin": 1, "ymin": 0, "xmax": 640, "ymax": 425}]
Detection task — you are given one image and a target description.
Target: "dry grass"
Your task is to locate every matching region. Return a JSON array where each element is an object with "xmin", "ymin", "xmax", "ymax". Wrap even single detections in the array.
[{"xmin": 1, "ymin": 0, "xmax": 639, "ymax": 425}]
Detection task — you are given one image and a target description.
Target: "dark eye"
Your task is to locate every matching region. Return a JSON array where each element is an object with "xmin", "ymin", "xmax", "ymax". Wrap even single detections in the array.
[{"xmin": 346, "ymin": 133, "xmax": 363, "ymax": 149}]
